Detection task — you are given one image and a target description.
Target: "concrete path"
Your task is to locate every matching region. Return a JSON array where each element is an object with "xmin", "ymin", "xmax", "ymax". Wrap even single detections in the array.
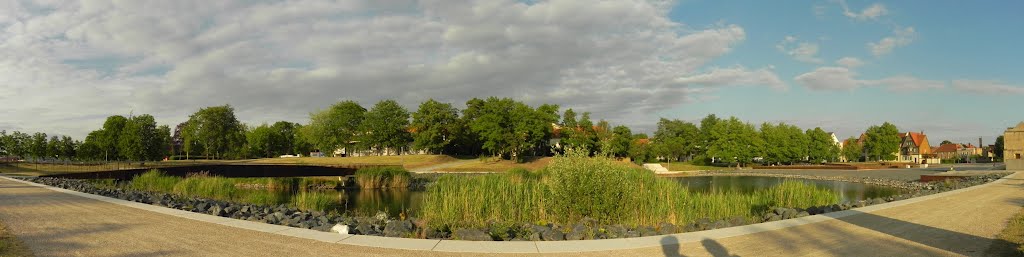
[{"xmin": 1, "ymin": 172, "xmax": 1022, "ymax": 256}]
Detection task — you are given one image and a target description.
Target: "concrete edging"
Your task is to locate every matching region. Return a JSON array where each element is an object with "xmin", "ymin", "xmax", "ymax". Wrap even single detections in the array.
[{"xmin": 2, "ymin": 172, "xmax": 1017, "ymax": 253}]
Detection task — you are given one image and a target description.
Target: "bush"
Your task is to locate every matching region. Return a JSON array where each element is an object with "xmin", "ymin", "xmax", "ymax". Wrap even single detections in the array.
[
  {"xmin": 355, "ymin": 166, "xmax": 411, "ymax": 188},
  {"xmin": 292, "ymin": 191, "xmax": 341, "ymax": 211}
]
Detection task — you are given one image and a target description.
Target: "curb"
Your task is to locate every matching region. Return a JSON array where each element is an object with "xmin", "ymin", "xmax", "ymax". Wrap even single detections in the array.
[{"xmin": 1, "ymin": 171, "xmax": 1017, "ymax": 253}]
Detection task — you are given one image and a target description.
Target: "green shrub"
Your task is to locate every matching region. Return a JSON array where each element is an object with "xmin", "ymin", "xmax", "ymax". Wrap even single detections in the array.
[
  {"xmin": 292, "ymin": 191, "xmax": 340, "ymax": 211},
  {"xmin": 355, "ymin": 166, "xmax": 411, "ymax": 188}
]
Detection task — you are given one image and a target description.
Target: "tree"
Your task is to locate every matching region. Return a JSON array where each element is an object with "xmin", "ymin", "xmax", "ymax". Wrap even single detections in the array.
[
  {"xmin": 760, "ymin": 123, "xmax": 809, "ymax": 165},
  {"xmin": 119, "ymin": 114, "xmax": 163, "ymax": 161},
  {"xmin": 806, "ymin": 128, "xmax": 839, "ymax": 163},
  {"xmin": 864, "ymin": 122, "xmax": 900, "ymax": 161},
  {"xmin": 79, "ymin": 131, "xmax": 103, "ymax": 160},
  {"xmin": 246, "ymin": 124, "xmax": 279, "ymax": 158},
  {"xmin": 629, "ymin": 134, "xmax": 653, "ymax": 164},
  {"xmin": 306, "ymin": 101, "xmax": 365, "ymax": 155},
  {"xmin": 707, "ymin": 117, "xmax": 763, "ymax": 167},
  {"xmin": 46, "ymin": 135, "xmax": 60, "ymax": 159},
  {"xmin": 940, "ymin": 140, "xmax": 953, "ymax": 145},
  {"xmin": 269, "ymin": 122, "xmax": 298, "ymax": 155},
  {"xmin": 0, "ymin": 130, "xmax": 7, "ymax": 156},
  {"xmin": 841, "ymin": 137, "xmax": 863, "ymax": 162},
  {"xmin": 6, "ymin": 131, "xmax": 30, "ymax": 158},
  {"xmin": 463, "ymin": 97, "xmax": 550, "ymax": 161},
  {"xmin": 411, "ymin": 99, "xmax": 461, "ymax": 154},
  {"xmin": 994, "ymin": 135, "xmax": 1004, "ymax": 160},
  {"xmin": 156, "ymin": 125, "xmax": 172, "ymax": 159},
  {"xmin": 609, "ymin": 125, "xmax": 632, "ymax": 158},
  {"xmin": 29, "ymin": 132, "xmax": 48, "ymax": 159},
  {"xmin": 652, "ymin": 118, "xmax": 700, "ymax": 162},
  {"xmin": 182, "ymin": 105, "xmax": 246, "ymax": 159},
  {"xmin": 359, "ymin": 100, "xmax": 412, "ymax": 155},
  {"xmin": 97, "ymin": 115, "xmax": 129, "ymax": 160}
]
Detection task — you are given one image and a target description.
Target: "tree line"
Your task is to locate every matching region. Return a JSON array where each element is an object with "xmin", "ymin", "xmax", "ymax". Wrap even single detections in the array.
[{"xmin": 0, "ymin": 97, "xmax": 908, "ymax": 165}]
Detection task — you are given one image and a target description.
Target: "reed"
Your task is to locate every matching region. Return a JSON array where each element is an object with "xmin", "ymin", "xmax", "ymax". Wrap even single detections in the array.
[
  {"xmin": 420, "ymin": 149, "xmax": 840, "ymax": 230},
  {"xmin": 129, "ymin": 170, "xmax": 181, "ymax": 192},
  {"xmin": 354, "ymin": 166, "xmax": 411, "ymax": 189}
]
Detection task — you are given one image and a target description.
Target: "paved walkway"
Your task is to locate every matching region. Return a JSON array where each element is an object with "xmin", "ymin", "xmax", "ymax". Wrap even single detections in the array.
[{"xmin": 1, "ymin": 172, "xmax": 1022, "ymax": 256}]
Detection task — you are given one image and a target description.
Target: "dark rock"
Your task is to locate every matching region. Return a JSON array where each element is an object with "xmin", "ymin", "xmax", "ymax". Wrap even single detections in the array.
[
  {"xmin": 453, "ymin": 228, "xmax": 492, "ymax": 241},
  {"xmin": 209, "ymin": 205, "xmax": 225, "ymax": 216},
  {"xmin": 795, "ymin": 211, "xmax": 809, "ymax": 218},
  {"xmin": 624, "ymin": 230, "xmax": 641, "ymax": 238},
  {"xmin": 710, "ymin": 220, "xmax": 729, "ymax": 229},
  {"xmin": 604, "ymin": 224, "xmax": 627, "ymax": 239},
  {"xmin": 656, "ymin": 222, "xmax": 676, "ymax": 235},
  {"xmin": 782, "ymin": 209, "xmax": 799, "ymax": 219},
  {"xmin": 871, "ymin": 198, "xmax": 886, "ymax": 205},
  {"xmin": 566, "ymin": 223, "xmax": 591, "ymax": 240},
  {"xmin": 355, "ymin": 222, "xmax": 377, "ymax": 235},
  {"xmin": 728, "ymin": 216, "xmax": 747, "ymax": 227},
  {"xmin": 541, "ymin": 228, "xmax": 565, "ymax": 241},
  {"xmin": 695, "ymin": 218, "xmax": 712, "ymax": 230},
  {"xmin": 426, "ymin": 229, "xmax": 449, "ymax": 239},
  {"xmin": 382, "ymin": 220, "xmax": 413, "ymax": 237},
  {"xmin": 638, "ymin": 226, "xmax": 657, "ymax": 237}
]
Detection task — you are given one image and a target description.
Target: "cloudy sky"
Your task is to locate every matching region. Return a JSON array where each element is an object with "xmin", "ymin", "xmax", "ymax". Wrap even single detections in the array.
[{"xmin": 1, "ymin": 0, "xmax": 1021, "ymax": 144}]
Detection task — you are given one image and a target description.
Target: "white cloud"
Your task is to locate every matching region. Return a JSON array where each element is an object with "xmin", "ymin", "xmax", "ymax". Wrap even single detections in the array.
[
  {"xmin": 836, "ymin": 0, "xmax": 888, "ymax": 21},
  {"xmin": 952, "ymin": 80, "xmax": 1024, "ymax": 95},
  {"xmin": 869, "ymin": 27, "xmax": 916, "ymax": 57},
  {"xmin": 0, "ymin": 0, "xmax": 785, "ymax": 138},
  {"xmin": 794, "ymin": 66, "xmax": 944, "ymax": 92},
  {"xmin": 835, "ymin": 57, "xmax": 864, "ymax": 68},
  {"xmin": 776, "ymin": 36, "xmax": 822, "ymax": 63}
]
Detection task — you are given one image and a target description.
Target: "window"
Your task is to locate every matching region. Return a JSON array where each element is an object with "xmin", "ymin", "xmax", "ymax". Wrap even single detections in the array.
[{"xmin": 1017, "ymin": 153, "xmax": 1022, "ymax": 160}]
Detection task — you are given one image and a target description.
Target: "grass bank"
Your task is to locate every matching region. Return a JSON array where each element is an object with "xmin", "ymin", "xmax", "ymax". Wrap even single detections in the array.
[
  {"xmin": 437, "ymin": 157, "xmax": 555, "ymax": 172},
  {"xmin": 245, "ymin": 155, "xmax": 456, "ymax": 169},
  {"xmin": 421, "ymin": 150, "xmax": 839, "ymax": 230},
  {"xmin": 0, "ymin": 220, "xmax": 33, "ymax": 257},
  {"xmin": 998, "ymin": 207, "xmax": 1024, "ymax": 254}
]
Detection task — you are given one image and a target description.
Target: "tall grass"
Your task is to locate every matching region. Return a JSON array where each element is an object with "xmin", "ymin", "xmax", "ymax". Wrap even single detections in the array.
[
  {"xmin": 421, "ymin": 149, "xmax": 839, "ymax": 230},
  {"xmin": 129, "ymin": 170, "xmax": 181, "ymax": 192},
  {"xmin": 355, "ymin": 166, "xmax": 411, "ymax": 188},
  {"xmin": 292, "ymin": 191, "xmax": 342, "ymax": 211}
]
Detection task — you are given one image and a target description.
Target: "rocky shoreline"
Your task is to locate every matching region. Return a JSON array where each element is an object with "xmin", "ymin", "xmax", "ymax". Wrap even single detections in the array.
[
  {"xmin": 693, "ymin": 171, "xmax": 936, "ymax": 190},
  {"xmin": 15, "ymin": 172, "xmax": 1009, "ymax": 241}
]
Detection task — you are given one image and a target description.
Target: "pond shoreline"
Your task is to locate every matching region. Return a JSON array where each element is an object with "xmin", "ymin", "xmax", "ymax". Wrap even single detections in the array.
[
  {"xmin": 13, "ymin": 172, "xmax": 1010, "ymax": 241},
  {"xmin": 679, "ymin": 171, "xmax": 932, "ymax": 190}
]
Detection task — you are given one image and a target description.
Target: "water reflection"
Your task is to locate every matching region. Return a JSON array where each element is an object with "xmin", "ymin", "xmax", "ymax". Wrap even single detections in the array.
[{"xmin": 672, "ymin": 176, "xmax": 905, "ymax": 202}]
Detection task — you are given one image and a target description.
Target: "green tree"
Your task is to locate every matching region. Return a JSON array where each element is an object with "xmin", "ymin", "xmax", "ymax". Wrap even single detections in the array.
[
  {"xmin": 609, "ymin": 125, "xmax": 632, "ymax": 158},
  {"xmin": 7, "ymin": 131, "xmax": 30, "ymax": 158},
  {"xmin": 156, "ymin": 125, "xmax": 171, "ymax": 159},
  {"xmin": 806, "ymin": 128, "xmax": 839, "ymax": 163},
  {"xmin": 119, "ymin": 114, "xmax": 162, "ymax": 161},
  {"xmin": 183, "ymin": 105, "xmax": 246, "ymax": 159},
  {"xmin": 652, "ymin": 118, "xmax": 700, "ymax": 162},
  {"xmin": 760, "ymin": 122, "xmax": 809, "ymax": 165},
  {"xmin": 270, "ymin": 121, "xmax": 299, "ymax": 155},
  {"xmin": 78, "ymin": 131, "xmax": 103, "ymax": 160},
  {"xmin": 707, "ymin": 117, "xmax": 763, "ymax": 167},
  {"xmin": 864, "ymin": 122, "xmax": 900, "ymax": 161},
  {"xmin": 46, "ymin": 135, "xmax": 60, "ymax": 158},
  {"xmin": 29, "ymin": 132, "xmax": 48, "ymax": 159},
  {"xmin": 306, "ymin": 101, "xmax": 365, "ymax": 155},
  {"xmin": 359, "ymin": 100, "xmax": 412, "ymax": 155},
  {"xmin": 841, "ymin": 137, "xmax": 863, "ymax": 162},
  {"xmin": 98, "ymin": 116, "xmax": 128, "ymax": 160},
  {"xmin": 291, "ymin": 124, "xmax": 314, "ymax": 155},
  {"xmin": 411, "ymin": 99, "xmax": 461, "ymax": 154},
  {"xmin": 994, "ymin": 135, "xmax": 1004, "ymax": 160},
  {"xmin": 464, "ymin": 97, "xmax": 550, "ymax": 161},
  {"xmin": 246, "ymin": 124, "xmax": 279, "ymax": 158},
  {"xmin": 940, "ymin": 140, "xmax": 953, "ymax": 145},
  {"xmin": 0, "ymin": 130, "xmax": 7, "ymax": 156}
]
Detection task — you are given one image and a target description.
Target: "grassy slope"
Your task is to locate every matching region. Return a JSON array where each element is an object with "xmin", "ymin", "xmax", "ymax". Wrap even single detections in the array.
[
  {"xmin": 243, "ymin": 155, "xmax": 457, "ymax": 169},
  {"xmin": 438, "ymin": 157, "xmax": 555, "ymax": 172},
  {"xmin": 998, "ymin": 207, "xmax": 1024, "ymax": 254},
  {"xmin": 0, "ymin": 221, "xmax": 33, "ymax": 257}
]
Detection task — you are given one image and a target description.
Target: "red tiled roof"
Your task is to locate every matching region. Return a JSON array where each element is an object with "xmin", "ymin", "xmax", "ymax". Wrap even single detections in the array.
[
  {"xmin": 898, "ymin": 132, "xmax": 927, "ymax": 148},
  {"xmin": 635, "ymin": 138, "xmax": 650, "ymax": 145},
  {"xmin": 934, "ymin": 143, "xmax": 961, "ymax": 153}
]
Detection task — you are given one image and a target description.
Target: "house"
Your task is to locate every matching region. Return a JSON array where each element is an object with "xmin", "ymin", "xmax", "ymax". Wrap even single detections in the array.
[
  {"xmin": 1005, "ymin": 122, "xmax": 1024, "ymax": 170},
  {"xmin": 898, "ymin": 132, "xmax": 939, "ymax": 164},
  {"xmin": 956, "ymin": 144, "xmax": 983, "ymax": 162}
]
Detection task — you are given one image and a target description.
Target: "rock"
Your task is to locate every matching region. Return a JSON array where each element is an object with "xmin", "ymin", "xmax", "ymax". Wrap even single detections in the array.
[
  {"xmin": 795, "ymin": 211, "xmax": 809, "ymax": 218},
  {"xmin": 871, "ymin": 198, "xmax": 886, "ymax": 205},
  {"xmin": 728, "ymin": 216, "xmax": 747, "ymax": 227},
  {"xmin": 711, "ymin": 220, "xmax": 729, "ymax": 229},
  {"xmin": 383, "ymin": 220, "xmax": 414, "ymax": 237},
  {"xmin": 782, "ymin": 209, "xmax": 799, "ymax": 219},
  {"xmin": 355, "ymin": 222, "xmax": 377, "ymax": 235},
  {"xmin": 604, "ymin": 224, "xmax": 627, "ymax": 239},
  {"xmin": 656, "ymin": 222, "xmax": 676, "ymax": 235},
  {"xmin": 426, "ymin": 229, "xmax": 449, "ymax": 239},
  {"xmin": 765, "ymin": 214, "xmax": 782, "ymax": 222},
  {"xmin": 374, "ymin": 211, "xmax": 388, "ymax": 222},
  {"xmin": 541, "ymin": 228, "xmax": 565, "ymax": 241},
  {"xmin": 638, "ymin": 226, "xmax": 658, "ymax": 237},
  {"xmin": 624, "ymin": 230, "xmax": 641, "ymax": 238},
  {"xmin": 331, "ymin": 223, "xmax": 350, "ymax": 234},
  {"xmin": 454, "ymin": 228, "xmax": 492, "ymax": 241},
  {"xmin": 694, "ymin": 218, "xmax": 712, "ymax": 230},
  {"xmin": 565, "ymin": 223, "xmax": 591, "ymax": 240},
  {"xmin": 209, "ymin": 205, "xmax": 225, "ymax": 216},
  {"xmin": 773, "ymin": 207, "xmax": 790, "ymax": 216}
]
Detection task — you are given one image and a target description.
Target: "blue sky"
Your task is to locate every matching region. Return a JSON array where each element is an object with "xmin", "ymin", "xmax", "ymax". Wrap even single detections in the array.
[
  {"xmin": 0, "ymin": 0, "xmax": 1020, "ymax": 145},
  {"xmin": 659, "ymin": 0, "xmax": 1023, "ymax": 143}
]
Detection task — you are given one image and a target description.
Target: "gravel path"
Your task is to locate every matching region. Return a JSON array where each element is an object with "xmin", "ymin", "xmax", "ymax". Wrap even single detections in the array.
[{"xmin": 1, "ymin": 171, "xmax": 1021, "ymax": 256}]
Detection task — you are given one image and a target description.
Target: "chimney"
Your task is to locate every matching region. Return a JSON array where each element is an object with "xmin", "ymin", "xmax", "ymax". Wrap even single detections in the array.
[{"xmin": 979, "ymin": 137, "xmax": 982, "ymax": 148}]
